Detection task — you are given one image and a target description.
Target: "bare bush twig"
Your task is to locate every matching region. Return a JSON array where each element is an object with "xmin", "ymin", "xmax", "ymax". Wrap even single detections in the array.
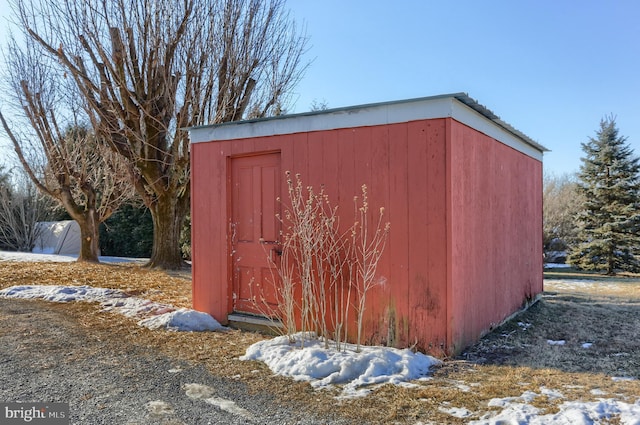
[
  {"xmin": 258, "ymin": 173, "xmax": 389, "ymax": 352},
  {"xmin": 0, "ymin": 172, "xmax": 53, "ymax": 251}
]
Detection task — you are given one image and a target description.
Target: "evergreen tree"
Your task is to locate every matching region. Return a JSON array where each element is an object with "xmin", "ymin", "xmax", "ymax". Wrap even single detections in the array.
[
  {"xmin": 568, "ymin": 116, "xmax": 640, "ymax": 274},
  {"xmin": 99, "ymin": 204, "xmax": 153, "ymax": 258}
]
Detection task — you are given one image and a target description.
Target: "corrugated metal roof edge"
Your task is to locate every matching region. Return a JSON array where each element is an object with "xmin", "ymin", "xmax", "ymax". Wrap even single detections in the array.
[
  {"xmin": 188, "ymin": 92, "xmax": 549, "ymax": 153},
  {"xmin": 452, "ymin": 93, "xmax": 549, "ymax": 153}
]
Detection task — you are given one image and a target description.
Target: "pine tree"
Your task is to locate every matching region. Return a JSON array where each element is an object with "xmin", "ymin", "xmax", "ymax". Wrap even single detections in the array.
[{"xmin": 568, "ymin": 116, "xmax": 640, "ymax": 274}]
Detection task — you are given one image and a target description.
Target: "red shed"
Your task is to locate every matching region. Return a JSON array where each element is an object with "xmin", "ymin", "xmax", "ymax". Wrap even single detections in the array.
[{"xmin": 188, "ymin": 93, "xmax": 546, "ymax": 356}]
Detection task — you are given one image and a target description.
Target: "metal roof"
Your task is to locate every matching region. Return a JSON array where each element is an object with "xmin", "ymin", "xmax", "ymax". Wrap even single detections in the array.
[
  {"xmin": 451, "ymin": 93, "xmax": 548, "ymax": 153},
  {"xmin": 188, "ymin": 92, "xmax": 548, "ymax": 154}
]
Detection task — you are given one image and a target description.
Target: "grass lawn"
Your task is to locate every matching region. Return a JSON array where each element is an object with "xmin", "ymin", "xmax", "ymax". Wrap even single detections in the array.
[{"xmin": 1, "ymin": 262, "xmax": 639, "ymax": 424}]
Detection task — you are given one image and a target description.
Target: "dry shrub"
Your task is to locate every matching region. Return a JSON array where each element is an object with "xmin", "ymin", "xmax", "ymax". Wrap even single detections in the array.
[{"xmin": 256, "ymin": 172, "xmax": 390, "ymax": 351}]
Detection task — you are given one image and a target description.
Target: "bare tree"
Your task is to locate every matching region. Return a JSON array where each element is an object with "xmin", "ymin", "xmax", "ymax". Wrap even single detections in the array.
[
  {"xmin": 0, "ymin": 34, "xmax": 136, "ymax": 262},
  {"xmin": 543, "ymin": 171, "xmax": 583, "ymax": 259},
  {"xmin": 0, "ymin": 167, "xmax": 54, "ymax": 252},
  {"xmin": 309, "ymin": 98, "xmax": 329, "ymax": 111},
  {"xmin": 10, "ymin": 0, "xmax": 309, "ymax": 269}
]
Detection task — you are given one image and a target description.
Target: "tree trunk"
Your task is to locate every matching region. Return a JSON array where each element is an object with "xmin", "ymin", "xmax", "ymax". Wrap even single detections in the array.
[
  {"xmin": 76, "ymin": 210, "xmax": 100, "ymax": 263},
  {"xmin": 607, "ymin": 247, "xmax": 616, "ymax": 276},
  {"xmin": 147, "ymin": 193, "xmax": 189, "ymax": 269}
]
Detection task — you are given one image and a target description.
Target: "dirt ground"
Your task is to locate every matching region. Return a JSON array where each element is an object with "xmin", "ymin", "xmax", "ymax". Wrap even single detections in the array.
[
  {"xmin": 0, "ymin": 297, "xmax": 351, "ymax": 425},
  {"xmin": 1, "ymin": 262, "xmax": 639, "ymax": 424}
]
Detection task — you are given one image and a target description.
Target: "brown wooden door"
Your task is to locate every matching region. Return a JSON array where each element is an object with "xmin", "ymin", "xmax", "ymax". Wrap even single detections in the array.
[{"xmin": 230, "ymin": 153, "xmax": 281, "ymax": 315}]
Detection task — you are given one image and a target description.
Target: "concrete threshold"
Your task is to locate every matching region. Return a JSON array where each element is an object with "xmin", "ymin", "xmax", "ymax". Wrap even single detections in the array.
[{"xmin": 228, "ymin": 313, "xmax": 283, "ymax": 335}]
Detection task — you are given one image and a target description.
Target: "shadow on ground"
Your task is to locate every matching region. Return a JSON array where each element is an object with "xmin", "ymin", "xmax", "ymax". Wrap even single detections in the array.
[{"xmin": 459, "ymin": 287, "xmax": 640, "ymax": 379}]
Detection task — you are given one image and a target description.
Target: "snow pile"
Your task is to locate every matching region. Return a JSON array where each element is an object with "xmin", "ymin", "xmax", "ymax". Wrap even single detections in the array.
[
  {"xmin": 0, "ymin": 250, "xmax": 77, "ymax": 262},
  {"xmin": 467, "ymin": 389, "xmax": 640, "ymax": 425},
  {"xmin": 139, "ymin": 309, "xmax": 224, "ymax": 331},
  {"xmin": 242, "ymin": 328, "xmax": 638, "ymax": 410},
  {"xmin": 0, "ymin": 285, "xmax": 223, "ymax": 332},
  {"xmin": 101, "ymin": 296, "xmax": 175, "ymax": 318},
  {"xmin": 0, "ymin": 284, "xmax": 123, "ymax": 303},
  {"xmin": 240, "ymin": 332, "xmax": 440, "ymax": 397}
]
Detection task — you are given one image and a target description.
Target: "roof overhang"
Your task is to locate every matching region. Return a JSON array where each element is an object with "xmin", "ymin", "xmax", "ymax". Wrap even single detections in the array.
[{"xmin": 188, "ymin": 93, "xmax": 548, "ymax": 161}]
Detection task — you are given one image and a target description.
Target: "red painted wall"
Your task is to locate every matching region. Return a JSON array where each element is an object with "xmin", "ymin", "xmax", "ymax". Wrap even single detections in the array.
[
  {"xmin": 447, "ymin": 120, "xmax": 543, "ymax": 353},
  {"xmin": 191, "ymin": 117, "xmax": 542, "ymax": 355}
]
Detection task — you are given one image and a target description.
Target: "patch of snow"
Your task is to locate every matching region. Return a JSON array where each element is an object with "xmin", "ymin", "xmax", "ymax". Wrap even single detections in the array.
[
  {"xmin": 471, "ymin": 391, "xmax": 640, "ymax": 425},
  {"xmin": 239, "ymin": 332, "xmax": 440, "ymax": 398},
  {"xmin": 0, "ymin": 284, "xmax": 223, "ymax": 333},
  {"xmin": 0, "ymin": 250, "xmax": 76, "ymax": 262},
  {"xmin": 456, "ymin": 383, "xmax": 472, "ymax": 392},
  {"xmin": 612, "ymin": 377, "xmax": 637, "ymax": 382},
  {"xmin": 31, "ymin": 247, "xmax": 56, "ymax": 255},
  {"xmin": 95, "ymin": 255, "xmax": 148, "ymax": 264},
  {"xmin": 556, "ymin": 399, "xmax": 640, "ymax": 425},
  {"xmin": 517, "ymin": 321, "xmax": 533, "ymax": 330},
  {"xmin": 544, "ymin": 263, "xmax": 572, "ymax": 268},
  {"xmin": 184, "ymin": 383, "xmax": 215, "ymax": 399},
  {"xmin": 146, "ymin": 400, "xmax": 174, "ymax": 416},
  {"xmin": 474, "ymin": 403, "xmax": 542, "ymax": 424},
  {"xmin": 485, "ymin": 389, "xmax": 548, "ymax": 407},
  {"xmin": 545, "ymin": 279, "xmax": 627, "ymax": 294},
  {"xmin": 520, "ymin": 391, "xmax": 539, "ymax": 403},
  {"xmin": 0, "ymin": 249, "xmax": 147, "ymax": 264},
  {"xmin": 547, "ymin": 339, "xmax": 566, "ymax": 346},
  {"xmin": 101, "ymin": 297, "xmax": 174, "ymax": 318},
  {"xmin": 582, "ymin": 342, "xmax": 593, "ymax": 349},
  {"xmin": 203, "ymin": 397, "xmax": 255, "ymax": 421},
  {"xmin": 138, "ymin": 309, "xmax": 224, "ymax": 331},
  {"xmin": 591, "ymin": 389, "xmax": 607, "ymax": 396},
  {"xmin": 540, "ymin": 386, "xmax": 564, "ymax": 400},
  {"xmin": 545, "ymin": 279, "xmax": 597, "ymax": 286},
  {"xmin": 0, "ymin": 285, "xmax": 124, "ymax": 303},
  {"xmin": 439, "ymin": 406, "xmax": 473, "ymax": 418},
  {"xmin": 184, "ymin": 383, "xmax": 255, "ymax": 422}
]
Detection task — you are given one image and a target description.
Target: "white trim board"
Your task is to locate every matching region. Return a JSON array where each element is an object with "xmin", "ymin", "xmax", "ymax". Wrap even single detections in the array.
[{"xmin": 189, "ymin": 94, "xmax": 545, "ymax": 161}]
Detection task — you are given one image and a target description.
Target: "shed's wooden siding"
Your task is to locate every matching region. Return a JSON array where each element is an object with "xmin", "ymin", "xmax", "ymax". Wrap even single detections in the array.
[
  {"xmin": 191, "ymin": 119, "xmax": 450, "ymax": 352},
  {"xmin": 191, "ymin": 116, "xmax": 542, "ymax": 355},
  {"xmin": 447, "ymin": 120, "xmax": 543, "ymax": 353}
]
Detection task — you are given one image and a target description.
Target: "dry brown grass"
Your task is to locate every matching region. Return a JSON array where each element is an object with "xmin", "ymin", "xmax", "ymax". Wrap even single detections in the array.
[
  {"xmin": 1, "ymin": 261, "xmax": 640, "ymax": 424},
  {"xmin": 0, "ymin": 261, "xmax": 192, "ymax": 308}
]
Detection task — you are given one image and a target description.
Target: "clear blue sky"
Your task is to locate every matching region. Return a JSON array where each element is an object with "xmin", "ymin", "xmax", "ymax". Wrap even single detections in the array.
[
  {"xmin": 1, "ymin": 1, "xmax": 638, "ymax": 176},
  {"xmin": 285, "ymin": 0, "xmax": 640, "ymax": 176}
]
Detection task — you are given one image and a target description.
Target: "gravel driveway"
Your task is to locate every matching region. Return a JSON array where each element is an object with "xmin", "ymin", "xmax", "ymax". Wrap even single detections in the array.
[{"xmin": 0, "ymin": 298, "xmax": 347, "ymax": 425}]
